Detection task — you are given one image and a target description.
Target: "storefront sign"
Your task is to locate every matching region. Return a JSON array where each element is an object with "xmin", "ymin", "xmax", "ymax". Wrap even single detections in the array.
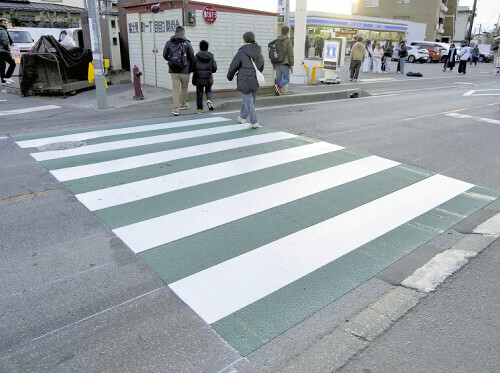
[
  {"xmin": 323, "ymin": 40, "xmax": 340, "ymax": 70},
  {"xmin": 340, "ymin": 28, "xmax": 357, "ymax": 34},
  {"xmin": 290, "ymin": 17, "xmax": 408, "ymax": 32},
  {"xmin": 128, "ymin": 20, "xmax": 180, "ymax": 34},
  {"xmin": 203, "ymin": 6, "xmax": 217, "ymax": 24}
]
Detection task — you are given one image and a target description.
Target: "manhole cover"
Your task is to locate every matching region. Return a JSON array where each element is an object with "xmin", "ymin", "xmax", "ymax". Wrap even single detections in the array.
[{"xmin": 38, "ymin": 141, "xmax": 87, "ymax": 151}]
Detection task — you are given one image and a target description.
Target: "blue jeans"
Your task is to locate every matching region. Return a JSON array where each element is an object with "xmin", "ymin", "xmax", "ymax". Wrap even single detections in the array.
[
  {"xmin": 240, "ymin": 91, "xmax": 258, "ymax": 124},
  {"xmin": 275, "ymin": 65, "xmax": 290, "ymax": 88},
  {"xmin": 399, "ymin": 57, "xmax": 406, "ymax": 74}
]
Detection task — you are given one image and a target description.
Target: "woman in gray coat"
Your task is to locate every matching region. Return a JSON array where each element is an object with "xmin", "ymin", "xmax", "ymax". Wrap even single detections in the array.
[{"xmin": 227, "ymin": 31, "xmax": 264, "ymax": 129}]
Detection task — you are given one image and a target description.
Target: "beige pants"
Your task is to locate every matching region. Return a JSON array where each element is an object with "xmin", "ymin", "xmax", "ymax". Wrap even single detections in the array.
[{"xmin": 171, "ymin": 73, "xmax": 190, "ymax": 108}]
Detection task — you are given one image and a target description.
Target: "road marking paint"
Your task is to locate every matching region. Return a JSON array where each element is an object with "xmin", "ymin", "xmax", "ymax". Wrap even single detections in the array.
[
  {"xmin": 402, "ymin": 249, "xmax": 476, "ymax": 292},
  {"xmin": 463, "ymin": 88, "xmax": 500, "ymax": 96},
  {"xmin": 454, "ymin": 82, "xmax": 474, "ymax": 85},
  {"xmin": 77, "ymin": 142, "xmax": 344, "ymax": 211},
  {"xmin": 32, "ymin": 124, "xmax": 249, "ymax": 161},
  {"xmin": 51, "ymin": 132, "xmax": 297, "ymax": 182},
  {"xmin": 0, "ymin": 105, "xmax": 61, "ymax": 116},
  {"xmin": 170, "ymin": 175, "xmax": 473, "ymax": 324},
  {"xmin": 113, "ymin": 156, "xmax": 400, "ymax": 253},
  {"xmin": 16, "ymin": 117, "xmax": 229, "ymax": 148},
  {"xmin": 446, "ymin": 113, "xmax": 500, "ymax": 124}
]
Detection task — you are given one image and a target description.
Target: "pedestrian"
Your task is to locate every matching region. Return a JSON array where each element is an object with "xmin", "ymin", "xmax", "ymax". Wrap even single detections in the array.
[
  {"xmin": 0, "ymin": 19, "xmax": 15, "ymax": 86},
  {"xmin": 397, "ymin": 40, "xmax": 408, "ymax": 74},
  {"xmin": 458, "ymin": 44, "xmax": 470, "ymax": 75},
  {"xmin": 349, "ymin": 36, "xmax": 366, "ymax": 82},
  {"xmin": 383, "ymin": 40, "xmax": 393, "ymax": 73},
  {"xmin": 362, "ymin": 40, "xmax": 372, "ymax": 72},
  {"xmin": 470, "ymin": 45, "xmax": 479, "ymax": 66},
  {"xmin": 304, "ymin": 36, "xmax": 310, "ymax": 58},
  {"xmin": 163, "ymin": 26, "xmax": 194, "ymax": 116},
  {"xmin": 227, "ymin": 31, "xmax": 264, "ymax": 129},
  {"xmin": 443, "ymin": 44, "xmax": 457, "ymax": 72},
  {"xmin": 372, "ymin": 42, "xmax": 384, "ymax": 74},
  {"xmin": 316, "ymin": 37, "xmax": 324, "ymax": 59},
  {"xmin": 273, "ymin": 26, "xmax": 294, "ymax": 96},
  {"xmin": 192, "ymin": 40, "xmax": 217, "ymax": 115}
]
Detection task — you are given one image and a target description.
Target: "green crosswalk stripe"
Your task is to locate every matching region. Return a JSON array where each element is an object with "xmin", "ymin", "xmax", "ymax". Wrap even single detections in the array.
[{"xmin": 15, "ymin": 116, "xmax": 499, "ymax": 357}]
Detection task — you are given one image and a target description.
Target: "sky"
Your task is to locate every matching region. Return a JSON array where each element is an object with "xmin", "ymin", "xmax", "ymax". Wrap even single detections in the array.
[{"xmin": 207, "ymin": 0, "xmax": 500, "ymax": 31}]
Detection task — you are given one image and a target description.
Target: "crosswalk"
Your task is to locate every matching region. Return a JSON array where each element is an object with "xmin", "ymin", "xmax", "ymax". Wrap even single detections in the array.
[{"xmin": 14, "ymin": 116, "xmax": 499, "ymax": 356}]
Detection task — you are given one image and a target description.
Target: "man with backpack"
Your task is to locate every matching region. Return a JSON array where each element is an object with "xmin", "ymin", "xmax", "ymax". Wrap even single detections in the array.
[
  {"xmin": 163, "ymin": 26, "xmax": 194, "ymax": 116},
  {"xmin": 269, "ymin": 26, "xmax": 294, "ymax": 96}
]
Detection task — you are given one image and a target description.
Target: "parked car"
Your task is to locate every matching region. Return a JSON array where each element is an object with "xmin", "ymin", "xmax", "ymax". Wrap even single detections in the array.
[
  {"xmin": 392, "ymin": 46, "xmax": 429, "ymax": 63},
  {"xmin": 478, "ymin": 51, "xmax": 493, "ymax": 62},
  {"xmin": 7, "ymin": 29, "xmax": 35, "ymax": 54},
  {"xmin": 412, "ymin": 43, "xmax": 443, "ymax": 62}
]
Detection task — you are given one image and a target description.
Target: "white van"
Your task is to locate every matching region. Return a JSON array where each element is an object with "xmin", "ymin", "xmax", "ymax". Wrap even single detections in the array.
[{"xmin": 7, "ymin": 29, "xmax": 35, "ymax": 54}]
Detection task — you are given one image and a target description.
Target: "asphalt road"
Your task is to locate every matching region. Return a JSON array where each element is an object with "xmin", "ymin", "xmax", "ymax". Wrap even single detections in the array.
[{"xmin": 0, "ymin": 61, "xmax": 498, "ymax": 372}]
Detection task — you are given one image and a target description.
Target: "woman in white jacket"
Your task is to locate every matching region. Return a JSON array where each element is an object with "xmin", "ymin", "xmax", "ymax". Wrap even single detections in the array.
[
  {"xmin": 372, "ymin": 42, "xmax": 384, "ymax": 74},
  {"xmin": 362, "ymin": 40, "xmax": 372, "ymax": 73},
  {"xmin": 458, "ymin": 44, "xmax": 471, "ymax": 75}
]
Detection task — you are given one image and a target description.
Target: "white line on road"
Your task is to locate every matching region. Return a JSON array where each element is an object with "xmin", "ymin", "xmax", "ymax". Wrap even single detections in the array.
[
  {"xmin": 0, "ymin": 105, "xmax": 61, "ymax": 116},
  {"xmin": 113, "ymin": 156, "xmax": 400, "ymax": 253},
  {"xmin": 170, "ymin": 175, "xmax": 472, "ymax": 324},
  {"xmin": 446, "ymin": 113, "xmax": 500, "ymax": 125},
  {"xmin": 463, "ymin": 88, "xmax": 500, "ymax": 96}
]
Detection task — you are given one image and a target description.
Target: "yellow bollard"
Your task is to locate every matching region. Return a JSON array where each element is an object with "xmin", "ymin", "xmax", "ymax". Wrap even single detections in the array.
[{"xmin": 312, "ymin": 65, "xmax": 324, "ymax": 83}]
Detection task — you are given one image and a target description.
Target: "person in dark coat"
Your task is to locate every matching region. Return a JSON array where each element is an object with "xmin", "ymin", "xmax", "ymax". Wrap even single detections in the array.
[
  {"xmin": 0, "ymin": 19, "xmax": 15, "ymax": 85},
  {"xmin": 192, "ymin": 40, "xmax": 217, "ymax": 114},
  {"xmin": 163, "ymin": 26, "xmax": 194, "ymax": 116},
  {"xmin": 443, "ymin": 44, "xmax": 457, "ymax": 72},
  {"xmin": 227, "ymin": 31, "xmax": 264, "ymax": 129}
]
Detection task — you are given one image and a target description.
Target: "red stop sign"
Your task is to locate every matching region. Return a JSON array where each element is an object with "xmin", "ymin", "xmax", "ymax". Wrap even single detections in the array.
[{"xmin": 203, "ymin": 6, "xmax": 217, "ymax": 24}]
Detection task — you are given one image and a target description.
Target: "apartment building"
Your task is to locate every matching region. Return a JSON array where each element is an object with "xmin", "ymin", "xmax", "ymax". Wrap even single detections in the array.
[{"xmin": 352, "ymin": 0, "xmax": 458, "ymax": 42}]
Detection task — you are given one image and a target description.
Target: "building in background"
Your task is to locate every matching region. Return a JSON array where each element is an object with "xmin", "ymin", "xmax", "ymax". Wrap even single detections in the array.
[
  {"xmin": 0, "ymin": 0, "xmax": 122, "ymax": 70},
  {"xmin": 455, "ymin": 6, "xmax": 472, "ymax": 42},
  {"xmin": 289, "ymin": 11, "xmax": 426, "ymax": 44},
  {"xmin": 352, "ymin": 0, "xmax": 459, "ymax": 42}
]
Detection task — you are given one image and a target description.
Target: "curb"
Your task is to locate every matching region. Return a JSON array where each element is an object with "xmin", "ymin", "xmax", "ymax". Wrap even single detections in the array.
[
  {"xmin": 128, "ymin": 88, "xmax": 370, "ymax": 110},
  {"xmin": 276, "ymin": 213, "xmax": 499, "ymax": 372}
]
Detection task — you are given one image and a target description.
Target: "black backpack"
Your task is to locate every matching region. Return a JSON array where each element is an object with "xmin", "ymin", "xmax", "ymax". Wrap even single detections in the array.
[
  {"xmin": 164, "ymin": 41, "xmax": 187, "ymax": 72},
  {"xmin": 268, "ymin": 38, "xmax": 286, "ymax": 64}
]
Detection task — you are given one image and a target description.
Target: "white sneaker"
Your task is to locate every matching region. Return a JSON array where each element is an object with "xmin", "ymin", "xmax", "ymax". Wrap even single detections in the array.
[
  {"xmin": 4, "ymin": 78, "xmax": 14, "ymax": 83},
  {"xmin": 249, "ymin": 123, "xmax": 261, "ymax": 129},
  {"xmin": 237, "ymin": 116, "xmax": 247, "ymax": 124}
]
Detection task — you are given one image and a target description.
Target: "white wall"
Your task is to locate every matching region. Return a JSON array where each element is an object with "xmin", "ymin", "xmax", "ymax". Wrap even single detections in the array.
[
  {"xmin": 127, "ymin": 8, "xmax": 277, "ymax": 91},
  {"xmin": 406, "ymin": 22, "xmax": 427, "ymax": 42}
]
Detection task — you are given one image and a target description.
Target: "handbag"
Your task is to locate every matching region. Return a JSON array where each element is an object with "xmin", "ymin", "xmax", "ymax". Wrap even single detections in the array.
[{"xmin": 251, "ymin": 58, "xmax": 265, "ymax": 86}]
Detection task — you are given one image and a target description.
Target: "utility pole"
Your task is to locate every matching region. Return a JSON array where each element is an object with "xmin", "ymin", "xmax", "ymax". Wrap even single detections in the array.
[
  {"xmin": 291, "ymin": 0, "xmax": 307, "ymax": 84},
  {"xmin": 87, "ymin": 0, "xmax": 108, "ymax": 110},
  {"xmin": 466, "ymin": 0, "xmax": 477, "ymax": 44},
  {"xmin": 284, "ymin": 0, "xmax": 290, "ymax": 27}
]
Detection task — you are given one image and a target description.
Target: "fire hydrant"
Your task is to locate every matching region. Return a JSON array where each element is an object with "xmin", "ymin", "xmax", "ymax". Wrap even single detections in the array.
[{"xmin": 133, "ymin": 65, "xmax": 144, "ymax": 100}]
